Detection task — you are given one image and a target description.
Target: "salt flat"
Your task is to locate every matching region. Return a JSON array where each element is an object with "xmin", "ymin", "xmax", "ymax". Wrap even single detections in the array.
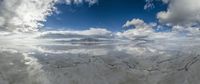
[{"xmin": 0, "ymin": 39, "xmax": 200, "ymax": 84}]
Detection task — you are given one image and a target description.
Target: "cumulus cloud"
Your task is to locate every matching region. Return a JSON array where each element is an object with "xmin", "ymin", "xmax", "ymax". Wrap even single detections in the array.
[
  {"xmin": 143, "ymin": 0, "xmax": 200, "ymax": 40},
  {"xmin": 117, "ymin": 19, "xmax": 155, "ymax": 40},
  {"xmin": 117, "ymin": 18, "xmax": 200, "ymax": 43},
  {"xmin": 0, "ymin": 0, "xmax": 57, "ymax": 32},
  {"xmin": 0, "ymin": 0, "xmax": 98, "ymax": 32},
  {"xmin": 171, "ymin": 25, "xmax": 200, "ymax": 37},
  {"xmin": 38, "ymin": 28, "xmax": 113, "ymax": 40},
  {"xmin": 157, "ymin": 0, "xmax": 200, "ymax": 26}
]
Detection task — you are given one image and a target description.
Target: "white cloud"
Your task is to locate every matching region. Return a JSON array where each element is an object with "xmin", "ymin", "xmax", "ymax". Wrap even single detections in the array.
[
  {"xmin": 123, "ymin": 19, "xmax": 146, "ymax": 28},
  {"xmin": 0, "ymin": 0, "xmax": 98, "ymax": 32},
  {"xmin": 78, "ymin": 28, "xmax": 112, "ymax": 36},
  {"xmin": 85, "ymin": 0, "xmax": 98, "ymax": 5},
  {"xmin": 117, "ymin": 18, "xmax": 200, "ymax": 43},
  {"xmin": 38, "ymin": 28, "xmax": 113, "ymax": 39},
  {"xmin": 144, "ymin": 0, "xmax": 155, "ymax": 10},
  {"xmin": 143, "ymin": 0, "xmax": 200, "ymax": 39},
  {"xmin": 171, "ymin": 25, "xmax": 200, "ymax": 36},
  {"xmin": 59, "ymin": 0, "xmax": 98, "ymax": 5},
  {"xmin": 0, "ymin": 0, "xmax": 57, "ymax": 32},
  {"xmin": 161, "ymin": 0, "xmax": 170, "ymax": 3},
  {"xmin": 42, "ymin": 28, "xmax": 112, "ymax": 36},
  {"xmin": 157, "ymin": 0, "xmax": 200, "ymax": 26},
  {"xmin": 118, "ymin": 19, "xmax": 154, "ymax": 39}
]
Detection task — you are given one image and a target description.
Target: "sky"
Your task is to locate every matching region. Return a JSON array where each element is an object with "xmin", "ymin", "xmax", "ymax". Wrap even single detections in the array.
[
  {"xmin": 0, "ymin": 0, "xmax": 200, "ymax": 40},
  {"xmin": 44, "ymin": 0, "xmax": 167, "ymax": 31},
  {"xmin": 1, "ymin": 1, "xmax": 200, "ymax": 84}
]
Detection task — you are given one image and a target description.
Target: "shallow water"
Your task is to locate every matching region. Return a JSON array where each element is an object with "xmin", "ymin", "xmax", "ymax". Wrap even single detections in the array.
[{"xmin": 0, "ymin": 39, "xmax": 200, "ymax": 84}]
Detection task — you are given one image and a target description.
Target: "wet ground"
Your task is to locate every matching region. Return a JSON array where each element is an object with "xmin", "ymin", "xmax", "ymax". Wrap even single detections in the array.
[{"xmin": 0, "ymin": 41, "xmax": 200, "ymax": 84}]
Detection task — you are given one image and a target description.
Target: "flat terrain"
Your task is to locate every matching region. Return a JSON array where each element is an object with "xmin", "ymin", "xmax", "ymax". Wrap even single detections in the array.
[{"xmin": 0, "ymin": 41, "xmax": 200, "ymax": 84}]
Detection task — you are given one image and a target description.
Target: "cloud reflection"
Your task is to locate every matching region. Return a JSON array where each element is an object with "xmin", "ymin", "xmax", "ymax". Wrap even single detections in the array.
[{"xmin": 0, "ymin": 30, "xmax": 200, "ymax": 84}]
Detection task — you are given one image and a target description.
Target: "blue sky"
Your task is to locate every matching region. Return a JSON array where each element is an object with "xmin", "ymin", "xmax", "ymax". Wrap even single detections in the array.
[{"xmin": 44, "ymin": 0, "xmax": 167, "ymax": 31}]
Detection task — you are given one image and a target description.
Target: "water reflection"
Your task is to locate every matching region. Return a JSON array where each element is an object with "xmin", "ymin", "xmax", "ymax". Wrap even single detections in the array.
[{"xmin": 0, "ymin": 34, "xmax": 200, "ymax": 84}]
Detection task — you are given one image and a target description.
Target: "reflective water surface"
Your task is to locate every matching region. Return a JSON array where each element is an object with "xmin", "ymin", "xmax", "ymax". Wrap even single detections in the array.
[{"xmin": 0, "ymin": 34, "xmax": 200, "ymax": 84}]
